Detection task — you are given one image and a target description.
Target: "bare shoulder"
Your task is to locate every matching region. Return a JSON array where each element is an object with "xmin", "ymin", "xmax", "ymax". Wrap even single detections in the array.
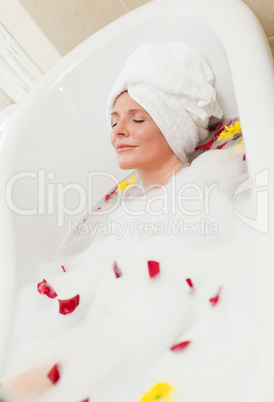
[{"xmin": 1, "ymin": 364, "xmax": 53, "ymax": 402}]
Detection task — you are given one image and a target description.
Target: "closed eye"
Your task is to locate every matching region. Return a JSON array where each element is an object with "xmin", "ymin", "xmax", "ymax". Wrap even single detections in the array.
[
  {"xmin": 111, "ymin": 122, "xmax": 117, "ymax": 128},
  {"xmin": 133, "ymin": 119, "xmax": 145, "ymax": 123}
]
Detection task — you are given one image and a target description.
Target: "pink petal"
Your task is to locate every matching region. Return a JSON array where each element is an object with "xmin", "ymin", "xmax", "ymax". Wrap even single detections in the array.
[
  {"xmin": 37, "ymin": 279, "xmax": 57, "ymax": 299},
  {"xmin": 148, "ymin": 261, "xmax": 160, "ymax": 278},
  {"xmin": 61, "ymin": 265, "xmax": 66, "ymax": 272},
  {"xmin": 47, "ymin": 364, "xmax": 60, "ymax": 384},
  {"xmin": 105, "ymin": 194, "xmax": 111, "ymax": 202},
  {"xmin": 186, "ymin": 278, "xmax": 194, "ymax": 289},
  {"xmin": 113, "ymin": 261, "xmax": 122, "ymax": 278},
  {"xmin": 209, "ymin": 287, "xmax": 222, "ymax": 306},
  {"xmin": 170, "ymin": 340, "xmax": 191, "ymax": 352},
  {"xmin": 58, "ymin": 294, "xmax": 80, "ymax": 315}
]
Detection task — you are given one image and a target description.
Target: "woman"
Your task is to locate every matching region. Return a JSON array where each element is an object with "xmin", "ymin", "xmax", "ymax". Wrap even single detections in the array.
[
  {"xmin": 110, "ymin": 90, "xmax": 184, "ymax": 189},
  {"xmin": 1, "ymin": 43, "xmax": 259, "ymax": 402}
]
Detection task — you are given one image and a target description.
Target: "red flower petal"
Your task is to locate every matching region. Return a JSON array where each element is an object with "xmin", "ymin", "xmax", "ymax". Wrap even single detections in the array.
[
  {"xmin": 243, "ymin": 154, "xmax": 246, "ymax": 161},
  {"xmin": 37, "ymin": 279, "xmax": 57, "ymax": 299},
  {"xmin": 214, "ymin": 119, "xmax": 240, "ymax": 140},
  {"xmin": 80, "ymin": 399, "xmax": 89, "ymax": 402},
  {"xmin": 148, "ymin": 261, "xmax": 160, "ymax": 278},
  {"xmin": 195, "ymin": 139, "xmax": 214, "ymax": 152},
  {"xmin": 58, "ymin": 294, "xmax": 80, "ymax": 315},
  {"xmin": 214, "ymin": 123, "xmax": 227, "ymax": 138},
  {"xmin": 209, "ymin": 287, "xmax": 222, "ymax": 306},
  {"xmin": 186, "ymin": 278, "xmax": 194, "ymax": 289},
  {"xmin": 105, "ymin": 194, "xmax": 111, "ymax": 202},
  {"xmin": 216, "ymin": 142, "xmax": 227, "ymax": 149},
  {"xmin": 111, "ymin": 186, "xmax": 118, "ymax": 195},
  {"xmin": 97, "ymin": 207, "xmax": 101, "ymax": 210},
  {"xmin": 61, "ymin": 265, "xmax": 66, "ymax": 272},
  {"xmin": 47, "ymin": 364, "xmax": 60, "ymax": 384},
  {"xmin": 113, "ymin": 261, "xmax": 122, "ymax": 278},
  {"xmin": 170, "ymin": 340, "xmax": 191, "ymax": 352}
]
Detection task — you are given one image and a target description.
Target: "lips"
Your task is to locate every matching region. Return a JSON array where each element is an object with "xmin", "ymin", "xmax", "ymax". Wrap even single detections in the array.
[{"xmin": 116, "ymin": 144, "xmax": 137, "ymax": 152}]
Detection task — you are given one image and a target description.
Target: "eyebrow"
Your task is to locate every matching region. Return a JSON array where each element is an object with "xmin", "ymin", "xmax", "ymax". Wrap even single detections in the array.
[{"xmin": 111, "ymin": 108, "xmax": 148, "ymax": 116}]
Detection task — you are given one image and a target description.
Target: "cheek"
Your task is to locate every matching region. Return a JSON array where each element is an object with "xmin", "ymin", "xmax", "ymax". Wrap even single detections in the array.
[
  {"xmin": 144, "ymin": 128, "xmax": 168, "ymax": 151},
  {"xmin": 149, "ymin": 133, "xmax": 173, "ymax": 162},
  {"xmin": 137, "ymin": 125, "xmax": 158, "ymax": 144}
]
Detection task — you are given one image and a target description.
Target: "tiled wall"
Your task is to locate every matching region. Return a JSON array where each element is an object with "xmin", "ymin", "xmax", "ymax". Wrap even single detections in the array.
[
  {"xmin": 244, "ymin": 0, "xmax": 274, "ymax": 56},
  {"xmin": 0, "ymin": 0, "xmax": 273, "ymax": 111},
  {"xmin": 17, "ymin": 0, "xmax": 274, "ymax": 57},
  {"xmin": 18, "ymin": 0, "xmax": 151, "ymax": 56},
  {"xmin": 1, "ymin": 0, "xmax": 61, "ymax": 72}
]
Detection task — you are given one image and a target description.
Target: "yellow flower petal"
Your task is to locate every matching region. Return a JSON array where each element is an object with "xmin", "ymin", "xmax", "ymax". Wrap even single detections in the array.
[
  {"xmin": 140, "ymin": 382, "xmax": 174, "ymax": 402},
  {"xmin": 217, "ymin": 122, "xmax": 242, "ymax": 143},
  {"xmin": 115, "ymin": 174, "xmax": 138, "ymax": 193}
]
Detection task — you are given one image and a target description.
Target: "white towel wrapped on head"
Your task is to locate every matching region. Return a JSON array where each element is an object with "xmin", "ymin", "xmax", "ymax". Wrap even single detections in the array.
[{"xmin": 106, "ymin": 42, "xmax": 223, "ymax": 163}]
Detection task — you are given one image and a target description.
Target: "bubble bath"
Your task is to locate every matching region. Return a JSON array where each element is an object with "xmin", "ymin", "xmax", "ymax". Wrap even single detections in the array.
[
  {"xmin": 5, "ymin": 146, "xmax": 261, "ymax": 402},
  {"xmin": 0, "ymin": 0, "xmax": 273, "ymax": 399}
]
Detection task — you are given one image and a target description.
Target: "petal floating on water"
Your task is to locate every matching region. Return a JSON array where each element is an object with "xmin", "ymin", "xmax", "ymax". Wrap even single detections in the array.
[
  {"xmin": 170, "ymin": 340, "xmax": 191, "ymax": 352},
  {"xmin": 209, "ymin": 287, "xmax": 222, "ymax": 306},
  {"xmin": 113, "ymin": 261, "xmax": 122, "ymax": 278},
  {"xmin": 47, "ymin": 364, "xmax": 60, "ymax": 384},
  {"xmin": 58, "ymin": 294, "xmax": 80, "ymax": 315},
  {"xmin": 37, "ymin": 279, "xmax": 57, "ymax": 299},
  {"xmin": 147, "ymin": 261, "xmax": 160, "ymax": 278},
  {"xmin": 105, "ymin": 194, "xmax": 111, "ymax": 202},
  {"xmin": 186, "ymin": 278, "xmax": 194, "ymax": 289}
]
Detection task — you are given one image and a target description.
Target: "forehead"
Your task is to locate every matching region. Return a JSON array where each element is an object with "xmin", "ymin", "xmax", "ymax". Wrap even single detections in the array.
[{"xmin": 112, "ymin": 91, "xmax": 147, "ymax": 114}]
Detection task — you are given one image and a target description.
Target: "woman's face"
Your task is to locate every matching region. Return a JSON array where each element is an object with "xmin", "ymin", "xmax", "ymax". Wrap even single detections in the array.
[{"xmin": 110, "ymin": 91, "xmax": 176, "ymax": 172}]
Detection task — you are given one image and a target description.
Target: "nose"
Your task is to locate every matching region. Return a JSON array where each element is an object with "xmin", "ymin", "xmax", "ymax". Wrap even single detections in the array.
[{"xmin": 112, "ymin": 118, "xmax": 129, "ymax": 137}]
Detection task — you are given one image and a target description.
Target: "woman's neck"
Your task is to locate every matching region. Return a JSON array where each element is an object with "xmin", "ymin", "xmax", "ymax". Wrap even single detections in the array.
[{"xmin": 136, "ymin": 159, "xmax": 186, "ymax": 190}]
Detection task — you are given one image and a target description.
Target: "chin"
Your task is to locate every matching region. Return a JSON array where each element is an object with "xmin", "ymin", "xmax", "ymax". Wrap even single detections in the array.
[
  {"xmin": 117, "ymin": 157, "xmax": 138, "ymax": 170},
  {"xmin": 118, "ymin": 162, "xmax": 137, "ymax": 170}
]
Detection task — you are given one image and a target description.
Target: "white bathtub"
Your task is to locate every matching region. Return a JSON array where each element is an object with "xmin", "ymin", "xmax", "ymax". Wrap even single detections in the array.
[{"xmin": 0, "ymin": 0, "xmax": 273, "ymax": 399}]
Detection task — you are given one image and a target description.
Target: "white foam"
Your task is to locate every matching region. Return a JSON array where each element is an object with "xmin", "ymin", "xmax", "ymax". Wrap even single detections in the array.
[{"xmin": 6, "ymin": 148, "xmax": 261, "ymax": 402}]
